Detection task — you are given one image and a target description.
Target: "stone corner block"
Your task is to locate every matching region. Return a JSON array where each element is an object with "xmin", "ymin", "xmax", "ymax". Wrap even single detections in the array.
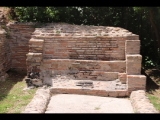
[
  {"xmin": 125, "ymin": 40, "xmax": 140, "ymax": 54},
  {"xmin": 127, "ymin": 75, "xmax": 146, "ymax": 94},
  {"xmin": 126, "ymin": 55, "xmax": 142, "ymax": 75}
]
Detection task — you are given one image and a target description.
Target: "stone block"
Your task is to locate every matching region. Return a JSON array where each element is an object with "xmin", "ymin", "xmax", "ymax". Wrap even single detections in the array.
[
  {"xmin": 118, "ymin": 73, "xmax": 127, "ymax": 84},
  {"xmin": 102, "ymin": 72, "xmax": 118, "ymax": 81},
  {"xmin": 127, "ymin": 75, "xmax": 146, "ymax": 94},
  {"xmin": 125, "ymin": 40, "xmax": 140, "ymax": 54},
  {"xmin": 30, "ymin": 38, "xmax": 44, "ymax": 43},
  {"xmin": 108, "ymin": 91, "xmax": 118, "ymax": 97},
  {"xmin": 116, "ymin": 90, "xmax": 128, "ymax": 97},
  {"xmin": 125, "ymin": 35, "xmax": 139, "ymax": 40},
  {"xmin": 126, "ymin": 55, "xmax": 142, "ymax": 75},
  {"xmin": 97, "ymin": 90, "xmax": 109, "ymax": 97}
]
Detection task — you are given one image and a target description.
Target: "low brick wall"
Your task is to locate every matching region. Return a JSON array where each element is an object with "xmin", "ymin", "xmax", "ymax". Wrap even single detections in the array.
[
  {"xmin": 0, "ymin": 28, "xmax": 11, "ymax": 81},
  {"xmin": 40, "ymin": 59, "xmax": 125, "ymax": 81},
  {"xmin": 7, "ymin": 23, "xmax": 35, "ymax": 72}
]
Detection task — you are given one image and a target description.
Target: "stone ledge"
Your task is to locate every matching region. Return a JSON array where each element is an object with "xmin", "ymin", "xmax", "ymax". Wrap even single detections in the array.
[
  {"xmin": 49, "ymin": 88, "xmax": 128, "ymax": 97},
  {"xmin": 130, "ymin": 90, "xmax": 158, "ymax": 113},
  {"xmin": 22, "ymin": 88, "xmax": 51, "ymax": 113},
  {"xmin": 30, "ymin": 38, "xmax": 44, "ymax": 43},
  {"xmin": 26, "ymin": 53, "xmax": 42, "ymax": 56}
]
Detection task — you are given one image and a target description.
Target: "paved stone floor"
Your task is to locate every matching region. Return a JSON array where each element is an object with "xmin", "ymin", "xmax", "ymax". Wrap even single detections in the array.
[{"xmin": 45, "ymin": 94, "xmax": 134, "ymax": 113}]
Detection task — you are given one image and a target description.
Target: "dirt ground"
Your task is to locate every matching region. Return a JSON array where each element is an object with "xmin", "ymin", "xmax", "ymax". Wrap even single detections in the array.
[
  {"xmin": 144, "ymin": 69, "xmax": 160, "ymax": 93},
  {"xmin": 142, "ymin": 68, "xmax": 160, "ymax": 112}
]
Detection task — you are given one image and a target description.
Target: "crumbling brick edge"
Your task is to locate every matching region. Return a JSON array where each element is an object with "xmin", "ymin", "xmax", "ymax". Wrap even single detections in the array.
[
  {"xmin": 22, "ymin": 88, "xmax": 51, "ymax": 113},
  {"xmin": 130, "ymin": 90, "xmax": 158, "ymax": 113}
]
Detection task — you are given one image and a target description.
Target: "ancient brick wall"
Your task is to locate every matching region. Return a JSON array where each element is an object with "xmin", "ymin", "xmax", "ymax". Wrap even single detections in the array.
[
  {"xmin": 0, "ymin": 28, "xmax": 11, "ymax": 81},
  {"xmin": 0, "ymin": 22, "xmax": 146, "ymax": 96},
  {"xmin": 26, "ymin": 23, "xmax": 146, "ymax": 95},
  {"xmin": 32, "ymin": 24, "xmax": 127, "ymax": 61},
  {"xmin": 7, "ymin": 23, "xmax": 35, "ymax": 72},
  {"xmin": 43, "ymin": 37, "xmax": 125, "ymax": 60}
]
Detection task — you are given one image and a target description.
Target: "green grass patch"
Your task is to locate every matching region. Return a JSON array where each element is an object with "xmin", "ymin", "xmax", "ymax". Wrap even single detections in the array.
[
  {"xmin": 0, "ymin": 73, "xmax": 37, "ymax": 113},
  {"xmin": 147, "ymin": 94, "xmax": 160, "ymax": 112}
]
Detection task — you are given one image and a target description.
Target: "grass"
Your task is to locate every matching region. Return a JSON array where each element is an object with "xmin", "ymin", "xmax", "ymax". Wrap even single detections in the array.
[
  {"xmin": 145, "ymin": 69, "xmax": 160, "ymax": 112},
  {"xmin": 0, "ymin": 71, "xmax": 38, "ymax": 113},
  {"xmin": 146, "ymin": 90, "xmax": 160, "ymax": 112}
]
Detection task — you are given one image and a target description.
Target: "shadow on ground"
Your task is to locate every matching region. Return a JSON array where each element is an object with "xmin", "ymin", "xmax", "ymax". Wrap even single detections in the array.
[
  {"xmin": 0, "ymin": 69, "xmax": 26, "ymax": 101},
  {"xmin": 141, "ymin": 69, "xmax": 159, "ymax": 94}
]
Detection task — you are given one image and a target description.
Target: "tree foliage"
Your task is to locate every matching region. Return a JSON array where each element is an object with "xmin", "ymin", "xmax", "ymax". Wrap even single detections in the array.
[{"xmin": 8, "ymin": 7, "xmax": 160, "ymax": 69}]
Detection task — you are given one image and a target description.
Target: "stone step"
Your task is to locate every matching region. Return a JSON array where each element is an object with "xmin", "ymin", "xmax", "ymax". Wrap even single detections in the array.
[
  {"xmin": 26, "ymin": 52, "xmax": 42, "ymax": 62},
  {"xmin": 50, "ymin": 71, "xmax": 118, "ymax": 81},
  {"xmin": 50, "ymin": 79, "xmax": 128, "ymax": 97},
  {"xmin": 29, "ymin": 38, "xmax": 44, "ymax": 42},
  {"xmin": 73, "ymin": 71, "xmax": 118, "ymax": 81},
  {"xmin": 50, "ymin": 88, "xmax": 128, "ymax": 97},
  {"xmin": 42, "ymin": 71, "xmax": 119, "ymax": 84},
  {"xmin": 42, "ymin": 59, "xmax": 126, "ymax": 73},
  {"xmin": 29, "ymin": 38, "xmax": 44, "ymax": 53}
]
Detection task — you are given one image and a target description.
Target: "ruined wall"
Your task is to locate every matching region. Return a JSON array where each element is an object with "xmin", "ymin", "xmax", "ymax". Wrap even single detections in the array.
[
  {"xmin": 43, "ymin": 37, "xmax": 125, "ymax": 60},
  {"xmin": 0, "ymin": 22, "xmax": 146, "ymax": 95},
  {"xmin": 26, "ymin": 23, "xmax": 146, "ymax": 94},
  {"xmin": 32, "ymin": 24, "xmax": 127, "ymax": 61},
  {"xmin": 0, "ymin": 27, "xmax": 11, "ymax": 81},
  {"xmin": 7, "ymin": 23, "xmax": 35, "ymax": 72}
]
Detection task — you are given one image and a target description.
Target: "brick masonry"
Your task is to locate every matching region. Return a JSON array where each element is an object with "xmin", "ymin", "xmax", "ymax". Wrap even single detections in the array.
[
  {"xmin": 0, "ymin": 27, "xmax": 11, "ymax": 81},
  {"xmin": 7, "ymin": 22, "xmax": 35, "ymax": 72},
  {"xmin": 0, "ymin": 22, "xmax": 146, "ymax": 96},
  {"xmin": 43, "ymin": 36, "xmax": 125, "ymax": 60}
]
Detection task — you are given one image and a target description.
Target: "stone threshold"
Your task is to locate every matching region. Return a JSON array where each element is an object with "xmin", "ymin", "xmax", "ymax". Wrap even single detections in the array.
[
  {"xmin": 49, "ymin": 78, "xmax": 128, "ymax": 97},
  {"xmin": 49, "ymin": 88, "xmax": 128, "ymax": 97}
]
